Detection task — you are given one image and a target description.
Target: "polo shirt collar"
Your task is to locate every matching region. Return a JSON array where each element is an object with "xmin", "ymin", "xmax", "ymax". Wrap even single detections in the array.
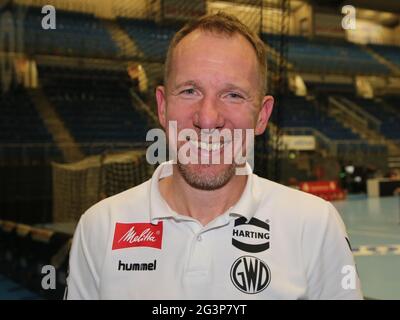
[
  {"xmin": 228, "ymin": 163, "xmax": 260, "ymax": 222},
  {"xmin": 149, "ymin": 161, "xmax": 260, "ymax": 223},
  {"xmin": 149, "ymin": 161, "xmax": 176, "ymax": 222}
]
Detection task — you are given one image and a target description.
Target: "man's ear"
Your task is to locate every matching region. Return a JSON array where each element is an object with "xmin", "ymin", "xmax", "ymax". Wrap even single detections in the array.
[
  {"xmin": 255, "ymin": 95, "xmax": 274, "ymax": 135},
  {"xmin": 156, "ymin": 85, "xmax": 167, "ymax": 129}
]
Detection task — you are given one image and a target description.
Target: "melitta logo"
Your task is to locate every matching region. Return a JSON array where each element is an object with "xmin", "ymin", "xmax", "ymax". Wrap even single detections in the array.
[
  {"xmin": 112, "ymin": 222, "xmax": 163, "ymax": 250},
  {"xmin": 232, "ymin": 217, "xmax": 270, "ymax": 253},
  {"xmin": 230, "ymin": 256, "xmax": 271, "ymax": 294}
]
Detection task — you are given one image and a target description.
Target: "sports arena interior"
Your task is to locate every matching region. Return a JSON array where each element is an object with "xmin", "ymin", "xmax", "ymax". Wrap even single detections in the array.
[{"xmin": 0, "ymin": 0, "xmax": 400, "ymax": 299}]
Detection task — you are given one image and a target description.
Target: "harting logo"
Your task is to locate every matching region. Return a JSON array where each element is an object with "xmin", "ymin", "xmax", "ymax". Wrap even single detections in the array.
[
  {"xmin": 230, "ymin": 256, "xmax": 271, "ymax": 294},
  {"xmin": 118, "ymin": 260, "xmax": 157, "ymax": 271},
  {"xmin": 232, "ymin": 217, "xmax": 269, "ymax": 253}
]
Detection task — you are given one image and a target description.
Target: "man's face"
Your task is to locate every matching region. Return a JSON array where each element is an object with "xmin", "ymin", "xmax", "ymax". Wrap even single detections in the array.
[{"xmin": 156, "ymin": 30, "xmax": 273, "ymax": 190}]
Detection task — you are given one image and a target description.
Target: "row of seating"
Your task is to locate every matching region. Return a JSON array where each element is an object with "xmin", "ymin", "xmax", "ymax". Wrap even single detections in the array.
[
  {"xmin": 21, "ymin": 6, "xmax": 118, "ymax": 58},
  {"xmin": 117, "ymin": 19, "xmax": 400, "ymax": 77},
  {"xmin": 0, "ymin": 220, "xmax": 70, "ymax": 299},
  {"xmin": 0, "ymin": 87, "xmax": 52, "ymax": 144},
  {"xmin": 38, "ymin": 65, "xmax": 151, "ymax": 155},
  {"xmin": 277, "ymin": 93, "xmax": 390, "ymax": 155},
  {"xmin": 0, "ymin": 86, "xmax": 63, "ymax": 163},
  {"xmin": 279, "ymin": 94, "xmax": 361, "ymax": 140},
  {"xmin": 12, "ymin": 5, "xmax": 400, "ymax": 76},
  {"xmin": 263, "ymin": 34, "xmax": 391, "ymax": 76},
  {"xmin": 117, "ymin": 20, "xmax": 398, "ymax": 76},
  {"xmin": 368, "ymin": 44, "xmax": 400, "ymax": 68},
  {"xmin": 118, "ymin": 18, "xmax": 177, "ymax": 60},
  {"xmin": 339, "ymin": 94, "xmax": 400, "ymax": 140}
]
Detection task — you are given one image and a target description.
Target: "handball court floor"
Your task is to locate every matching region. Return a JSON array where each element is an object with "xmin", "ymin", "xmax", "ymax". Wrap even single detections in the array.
[
  {"xmin": 333, "ymin": 194, "xmax": 400, "ymax": 300},
  {"xmin": 0, "ymin": 195, "xmax": 399, "ymax": 300}
]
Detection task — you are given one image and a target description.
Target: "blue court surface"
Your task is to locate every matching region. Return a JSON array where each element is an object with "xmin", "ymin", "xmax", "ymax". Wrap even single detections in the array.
[
  {"xmin": 0, "ymin": 275, "xmax": 41, "ymax": 300},
  {"xmin": 333, "ymin": 195, "xmax": 400, "ymax": 300}
]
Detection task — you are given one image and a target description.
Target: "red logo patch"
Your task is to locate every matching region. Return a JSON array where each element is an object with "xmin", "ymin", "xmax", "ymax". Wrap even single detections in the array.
[{"xmin": 112, "ymin": 222, "xmax": 163, "ymax": 250}]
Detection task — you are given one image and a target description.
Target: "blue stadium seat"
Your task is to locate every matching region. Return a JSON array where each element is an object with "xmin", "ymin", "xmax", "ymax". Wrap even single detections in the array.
[
  {"xmin": 279, "ymin": 94, "xmax": 361, "ymax": 140},
  {"xmin": 340, "ymin": 95, "xmax": 400, "ymax": 140},
  {"xmin": 117, "ymin": 18, "xmax": 176, "ymax": 60},
  {"xmin": 262, "ymin": 34, "xmax": 391, "ymax": 76},
  {"xmin": 20, "ymin": 6, "xmax": 119, "ymax": 58},
  {"xmin": 38, "ymin": 65, "xmax": 151, "ymax": 155},
  {"xmin": 368, "ymin": 44, "xmax": 400, "ymax": 68},
  {"xmin": 0, "ymin": 86, "xmax": 62, "ymax": 161}
]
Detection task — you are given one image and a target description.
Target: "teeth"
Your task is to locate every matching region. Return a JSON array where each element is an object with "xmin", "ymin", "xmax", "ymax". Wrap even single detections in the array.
[
  {"xmin": 188, "ymin": 140, "xmax": 227, "ymax": 152},
  {"xmin": 211, "ymin": 143, "xmax": 220, "ymax": 151}
]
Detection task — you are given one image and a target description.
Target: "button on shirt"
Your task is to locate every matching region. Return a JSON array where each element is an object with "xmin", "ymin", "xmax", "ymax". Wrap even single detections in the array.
[{"xmin": 66, "ymin": 161, "xmax": 363, "ymax": 299}]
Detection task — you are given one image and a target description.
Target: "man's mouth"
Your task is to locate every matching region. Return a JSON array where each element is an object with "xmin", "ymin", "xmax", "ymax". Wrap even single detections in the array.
[{"xmin": 186, "ymin": 137, "xmax": 231, "ymax": 152}]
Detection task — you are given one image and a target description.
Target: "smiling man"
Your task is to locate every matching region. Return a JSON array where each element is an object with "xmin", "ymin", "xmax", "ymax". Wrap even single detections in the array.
[
  {"xmin": 65, "ymin": 13, "xmax": 362, "ymax": 300},
  {"xmin": 155, "ymin": 15, "xmax": 272, "ymax": 226}
]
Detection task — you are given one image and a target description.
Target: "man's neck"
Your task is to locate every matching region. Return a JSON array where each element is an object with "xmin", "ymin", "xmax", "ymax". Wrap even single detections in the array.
[{"xmin": 159, "ymin": 166, "xmax": 248, "ymax": 226}]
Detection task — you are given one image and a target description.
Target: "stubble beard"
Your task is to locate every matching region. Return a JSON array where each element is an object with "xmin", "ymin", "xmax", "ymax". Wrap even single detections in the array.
[{"xmin": 177, "ymin": 162, "xmax": 237, "ymax": 191}]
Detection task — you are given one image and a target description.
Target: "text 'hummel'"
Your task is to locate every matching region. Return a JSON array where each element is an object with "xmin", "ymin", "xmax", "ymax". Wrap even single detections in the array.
[{"xmin": 118, "ymin": 260, "xmax": 157, "ymax": 271}]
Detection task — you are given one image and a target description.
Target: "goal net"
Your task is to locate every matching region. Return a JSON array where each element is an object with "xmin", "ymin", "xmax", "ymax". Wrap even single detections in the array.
[{"xmin": 52, "ymin": 150, "xmax": 153, "ymax": 223}]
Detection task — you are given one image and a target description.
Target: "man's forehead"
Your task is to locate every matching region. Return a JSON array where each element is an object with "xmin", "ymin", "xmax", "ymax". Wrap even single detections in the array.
[
  {"xmin": 169, "ymin": 30, "xmax": 259, "ymax": 84},
  {"xmin": 173, "ymin": 29, "xmax": 256, "ymax": 59}
]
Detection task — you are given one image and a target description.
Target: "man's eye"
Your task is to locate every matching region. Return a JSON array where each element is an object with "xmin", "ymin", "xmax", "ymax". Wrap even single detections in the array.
[
  {"xmin": 181, "ymin": 88, "xmax": 196, "ymax": 95},
  {"xmin": 226, "ymin": 92, "xmax": 244, "ymax": 99}
]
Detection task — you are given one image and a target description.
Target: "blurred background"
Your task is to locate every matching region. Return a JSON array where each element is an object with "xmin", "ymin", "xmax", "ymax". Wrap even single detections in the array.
[{"xmin": 0, "ymin": 0, "xmax": 399, "ymax": 299}]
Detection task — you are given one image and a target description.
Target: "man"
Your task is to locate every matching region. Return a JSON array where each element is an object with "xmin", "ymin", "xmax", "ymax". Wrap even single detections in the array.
[{"xmin": 65, "ymin": 13, "xmax": 362, "ymax": 299}]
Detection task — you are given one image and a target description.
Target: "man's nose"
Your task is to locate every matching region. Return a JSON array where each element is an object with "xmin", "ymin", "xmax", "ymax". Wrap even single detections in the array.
[{"xmin": 193, "ymin": 95, "xmax": 224, "ymax": 130}]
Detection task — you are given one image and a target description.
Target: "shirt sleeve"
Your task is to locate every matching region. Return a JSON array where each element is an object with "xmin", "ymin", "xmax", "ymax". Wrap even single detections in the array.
[
  {"xmin": 302, "ymin": 201, "xmax": 363, "ymax": 300},
  {"xmin": 64, "ymin": 207, "xmax": 109, "ymax": 300}
]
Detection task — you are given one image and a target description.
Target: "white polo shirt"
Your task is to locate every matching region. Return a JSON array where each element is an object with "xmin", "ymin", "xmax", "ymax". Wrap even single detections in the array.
[{"xmin": 66, "ymin": 161, "xmax": 362, "ymax": 300}]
